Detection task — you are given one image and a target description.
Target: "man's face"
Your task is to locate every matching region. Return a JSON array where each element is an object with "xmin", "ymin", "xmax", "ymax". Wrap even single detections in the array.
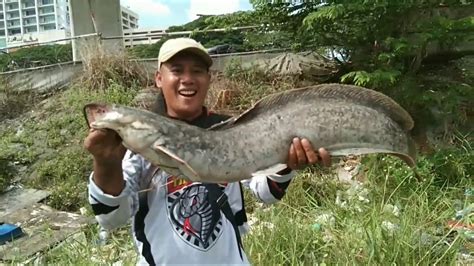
[{"xmin": 155, "ymin": 51, "xmax": 211, "ymax": 121}]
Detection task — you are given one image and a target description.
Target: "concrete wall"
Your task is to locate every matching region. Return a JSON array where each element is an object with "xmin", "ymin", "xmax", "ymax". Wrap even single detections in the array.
[
  {"xmin": 0, "ymin": 51, "xmax": 284, "ymax": 93},
  {"xmin": 139, "ymin": 50, "xmax": 284, "ymax": 75},
  {"xmin": 0, "ymin": 62, "xmax": 83, "ymax": 93}
]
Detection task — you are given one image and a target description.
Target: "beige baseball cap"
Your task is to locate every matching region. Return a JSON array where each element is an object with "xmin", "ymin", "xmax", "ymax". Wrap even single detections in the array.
[{"xmin": 158, "ymin": 37, "xmax": 212, "ymax": 69}]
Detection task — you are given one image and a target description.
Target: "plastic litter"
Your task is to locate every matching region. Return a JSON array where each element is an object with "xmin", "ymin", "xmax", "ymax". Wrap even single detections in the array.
[{"xmin": 0, "ymin": 222, "xmax": 25, "ymax": 245}]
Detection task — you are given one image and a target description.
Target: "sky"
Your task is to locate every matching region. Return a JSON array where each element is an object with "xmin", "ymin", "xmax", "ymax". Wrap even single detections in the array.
[{"xmin": 120, "ymin": 0, "xmax": 254, "ymax": 29}]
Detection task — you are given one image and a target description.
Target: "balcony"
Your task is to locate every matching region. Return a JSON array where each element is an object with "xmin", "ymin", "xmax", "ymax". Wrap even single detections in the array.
[
  {"xmin": 7, "ymin": 13, "xmax": 20, "ymax": 20},
  {"xmin": 39, "ymin": 14, "xmax": 55, "ymax": 24},
  {"xmin": 22, "ymin": 5, "xmax": 35, "ymax": 10},
  {"xmin": 22, "ymin": 0, "xmax": 35, "ymax": 5},
  {"xmin": 23, "ymin": 10, "xmax": 36, "ymax": 17},
  {"xmin": 23, "ymin": 18, "xmax": 36, "ymax": 26},
  {"xmin": 38, "ymin": 0, "xmax": 53, "ymax": 6},
  {"xmin": 24, "ymin": 25, "xmax": 37, "ymax": 33},
  {"xmin": 8, "ymin": 28, "xmax": 21, "ymax": 36},
  {"xmin": 40, "ymin": 24, "xmax": 56, "ymax": 31},
  {"xmin": 6, "ymin": 19, "xmax": 20, "ymax": 26},
  {"xmin": 8, "ymin": 23, "xmax": 21, "ymax": 28},
  {"xmin": 39, "ymin": 21, "xmax": 55, "ymax": 26},
  {"xmin": 6, "ymin": 4, "xmax": 19, "ymax": 11},
  {"xmin": 39, "ymin": 7, "xmax": 54, "ymax": 15}
]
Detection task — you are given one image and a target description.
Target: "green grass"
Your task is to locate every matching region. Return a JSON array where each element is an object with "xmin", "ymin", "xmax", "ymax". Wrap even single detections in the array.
[
  {"xmin": 242, "ymin": 152, "xmax": 473, "ymax": 265},
  {"xmin": 0, "ymin": 81, "xmax": 140, "ymax": 208}
]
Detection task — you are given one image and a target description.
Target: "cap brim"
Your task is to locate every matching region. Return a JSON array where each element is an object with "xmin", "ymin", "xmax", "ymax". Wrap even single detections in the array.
[{"xmin": 159, "ymin": 47, "xmax": 213, "ymax": 68}]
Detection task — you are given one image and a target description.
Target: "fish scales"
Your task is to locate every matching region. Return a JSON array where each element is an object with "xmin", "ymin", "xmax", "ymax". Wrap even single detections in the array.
[{"xmin": 84, "ymin": 83, "xmax": 416, "ymax": 183}]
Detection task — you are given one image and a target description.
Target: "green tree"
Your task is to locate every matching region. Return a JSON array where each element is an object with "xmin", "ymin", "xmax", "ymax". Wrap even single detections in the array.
[
  {"xmin": 0, "ymin": 44, "xmax": 72, "ymax": 71},
  {"xmin": 249, "ymin": 0, "xmax": 474, "ymax": 84}
]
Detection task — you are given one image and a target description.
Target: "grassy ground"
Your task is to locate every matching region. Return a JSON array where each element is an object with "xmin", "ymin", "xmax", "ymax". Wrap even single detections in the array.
[
  {"xmin": 244, "ymin": 154, "xmax": 473, "ymax": 265},
  {"xmin": 0, "ymin": 55, "xmax": 472, "ymax": 265},
  {"xmin": 8, "ymin": 153, "xmax": 472, "ymax": 265}
]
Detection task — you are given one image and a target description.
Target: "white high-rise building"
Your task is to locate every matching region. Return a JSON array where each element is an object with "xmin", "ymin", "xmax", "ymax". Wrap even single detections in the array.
[
  {"xmin": 121, "ymin": 5, "xmax": 138, "ymax": 30},
  {"xmin": 0, "ymin": 0, "xmax": 138, "ymax": 50}
]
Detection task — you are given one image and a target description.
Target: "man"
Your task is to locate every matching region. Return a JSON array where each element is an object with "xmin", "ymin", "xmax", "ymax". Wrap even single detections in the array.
[{"xmin": 84, "ymin": 37, "xmax": 330, "ymax": 265}]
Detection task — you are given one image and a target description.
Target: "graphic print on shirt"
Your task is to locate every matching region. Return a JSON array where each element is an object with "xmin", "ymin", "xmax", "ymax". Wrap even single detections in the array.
[{"xmin": 166, "ymin": 176, "xmax": 223, "ymax": 251}]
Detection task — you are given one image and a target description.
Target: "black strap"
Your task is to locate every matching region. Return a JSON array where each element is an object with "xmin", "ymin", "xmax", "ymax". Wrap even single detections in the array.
[
  {"xmin": 204, "ymin": 183, "xmax": 244, "ymax": 260},
  {"xmin": 234, "ymin": 182, "xmax": 248, "ymax": 227}
]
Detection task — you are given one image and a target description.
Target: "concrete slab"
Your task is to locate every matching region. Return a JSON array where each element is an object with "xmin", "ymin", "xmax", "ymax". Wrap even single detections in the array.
[
  {"xmin": 0, "ymin": 203, "xmax": 95, "ymax": 262},
  {"xmin": 0, "ymin": 188, "xmax": 51, "ymax": 217}
]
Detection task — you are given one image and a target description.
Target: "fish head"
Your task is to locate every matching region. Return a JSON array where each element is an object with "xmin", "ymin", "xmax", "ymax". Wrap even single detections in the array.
[
  {"xmin": 84, "ymin": 103, "xmax": 135, "ymax": 131},
  {"xmin": 84, "ymin": 103, "xmax": 159, "ymax": 151}
]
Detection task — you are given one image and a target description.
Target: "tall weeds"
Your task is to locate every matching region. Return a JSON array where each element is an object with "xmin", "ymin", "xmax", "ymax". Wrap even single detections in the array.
[
  {"xmin": 206, "ymin": 59, "xmax": 305, "ymax": 114},
  {"xmin": 0, "ymin": 76, "xmax": 41, "ymax": 121},
  {"xmin": 77, "ymin": 38, "xmax": 151, "ymax": 91}
]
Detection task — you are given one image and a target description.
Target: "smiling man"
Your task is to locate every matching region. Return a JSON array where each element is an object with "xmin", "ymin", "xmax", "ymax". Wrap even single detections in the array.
[
  {"xmin": 84, "ymin": 37, "xmax": 330, "ymax": 265},
  {"xmin": 155, "ymin": 38, "xmax": 213, "ymax": 121}
]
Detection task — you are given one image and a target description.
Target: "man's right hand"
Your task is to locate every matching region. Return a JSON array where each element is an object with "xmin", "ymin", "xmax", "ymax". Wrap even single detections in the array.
[
  {"xmin": 84, "ymin": 128, "xmax": 126, "ymax": 162},
  {"xmin": 84, "ymin": 128, "xmax": 127, "ymax": 196}
]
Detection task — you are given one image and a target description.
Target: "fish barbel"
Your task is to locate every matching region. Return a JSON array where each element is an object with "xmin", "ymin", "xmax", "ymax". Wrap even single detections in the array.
[{"xmin": 83, "ymin": 83, "xmax": 416, "ymax": 183}]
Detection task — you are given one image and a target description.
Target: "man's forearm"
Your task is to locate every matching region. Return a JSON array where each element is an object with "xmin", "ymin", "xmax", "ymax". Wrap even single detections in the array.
[{"xmin": 92, "ymin": 159, "xmax": 125, "ymax": 196}]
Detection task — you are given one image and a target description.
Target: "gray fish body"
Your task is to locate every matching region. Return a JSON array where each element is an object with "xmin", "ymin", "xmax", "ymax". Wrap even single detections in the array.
[{"xmin": 84, "ymin": 83, "xmax": 416, "ymax": 183}]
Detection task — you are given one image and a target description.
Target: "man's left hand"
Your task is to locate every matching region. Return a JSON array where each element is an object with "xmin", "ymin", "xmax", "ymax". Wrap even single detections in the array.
[{"xmin": 287, "ymin": 137, "xmax": 331, "ymax": 170}]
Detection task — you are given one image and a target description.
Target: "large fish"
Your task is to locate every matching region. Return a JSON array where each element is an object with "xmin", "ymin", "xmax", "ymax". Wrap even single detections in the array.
[{"xmin": 83, "ymin": 83, "xmax": 416, "ymax": 183}]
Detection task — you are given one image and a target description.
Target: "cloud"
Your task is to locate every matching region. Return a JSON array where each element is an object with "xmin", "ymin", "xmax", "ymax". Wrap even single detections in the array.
[
  {"xmin": 187, "ymin": 0, "xmax": 240, "ymax": 21},
  {"xmin": 120, "ymin": 0, "xmax": 171, "ymax": 16}
]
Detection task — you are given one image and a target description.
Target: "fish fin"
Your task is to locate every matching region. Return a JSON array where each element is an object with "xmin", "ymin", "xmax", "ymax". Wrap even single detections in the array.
[
  {"xmin": 153, "ymin": 144, "xmax": 201, "ymax": 182},
  {"xmin": 329, "ymin": 146, "xmax": 416, "ymax": 168},
  {"xmin": 206, "ymin": 116, "xmax": 237, "ymax": 131},
  {"xmin": 211, "ymin": 83, "xmax": 414, "ymax": 131},
  {"xmin": 251, "ymin": 163, "xmax": 288, "ymax": 177}
]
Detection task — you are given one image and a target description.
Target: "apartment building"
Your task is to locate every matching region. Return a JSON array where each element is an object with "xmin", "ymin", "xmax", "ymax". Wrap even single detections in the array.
[
  {"xmin": 0, "ymin": 0, "xmax": 138, "ymax": 49},
  {"xmin": 121, "ymin": 5, "xmax": 138, "ymax": 30}
]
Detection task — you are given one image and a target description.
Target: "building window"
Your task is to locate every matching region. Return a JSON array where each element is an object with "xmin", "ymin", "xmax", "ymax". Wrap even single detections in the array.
[
  {"xmin": 9, "ymin": 28, "xmax": 21, "ymax": 35},
  {"xmin": 24, "ymin": 26, "xmax": 37, "ymax": 33},
  {"xmin": 24, "ymin": 18, "xmax": 37, "ymax": 25},
  {"xmin": 41, "ymin": 24, "xmax": 56, "ymax": 31},
  {"xmin": 40, "ymin": 15, "xmax": 55, "ymax": 23},
  {"xmin": 7, "ymin": 4, "xmax": 19, "ymax": 11},
  {"xmin": 24, "ymin": 10, "xmax": 36, "ymax": 16},
  {"xmin": 8, "ymin": 21, "xmax": 20, "ymax": 27},
  {"xmin": 8, "ymin": 12, "xmax": 20, "ymax": 19},
  {"xmin": 40, "ymin": 6, "xmax": 55, "ymax": 14},
  {"xmin": 23, "ymin": 1, "xmax": 35, "ymax": 8}
]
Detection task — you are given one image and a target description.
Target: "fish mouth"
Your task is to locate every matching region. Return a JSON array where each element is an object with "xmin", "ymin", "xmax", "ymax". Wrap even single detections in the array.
[
  {"xmin": 83, "ymin": 103, "xmax": 111, "ymax": 128},
  {"xmin": 178, "ymin": 89, "xmax": 197, "ymax": 98}
]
